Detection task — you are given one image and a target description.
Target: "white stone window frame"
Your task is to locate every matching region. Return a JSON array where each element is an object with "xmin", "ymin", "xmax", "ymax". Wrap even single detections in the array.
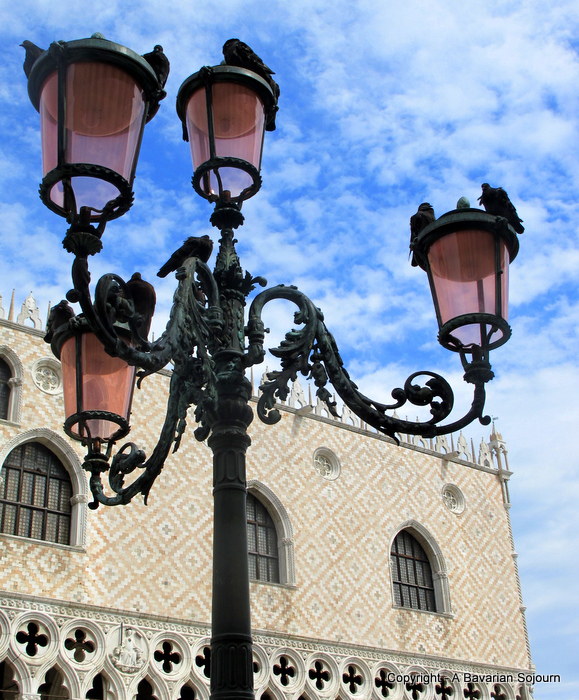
[
  {"xmin": 35, "ymin": 662, "xmax": 79, "ymax": 698},
  {"xmin": 31, "ymin": 357, "xmax": 63, "ymax": 395},
  {"xmin": 389, "ymin": 520, "xmax": 453, "ymax": 617},
  {"xmin": 247, "ymin": 480, "xmax": 296, "ymax": 587},
  {"xmin": 83, "ymin": 669, "xmax": 125, "ymax": 700},
  {"xmin": 339, "ymin": 656, "xmax": 372, "ymax": 699},
  {"xmin": 313, "ymin": 447, "xmax": 341, "ymax": 481},
  {"xmin": 0, "ymin": 346, "xmax": 24, "ymax": 424},
  {"xmin": 441, "ymin": 483, "xmax": 466, "ymax": 515},
  {"xmin": 149, "ymin": 630, "xmax": 191, "ymax": 681},
  {"xmin": 0, "ymin": 428, "xmax": 89, "ymax": 548}
]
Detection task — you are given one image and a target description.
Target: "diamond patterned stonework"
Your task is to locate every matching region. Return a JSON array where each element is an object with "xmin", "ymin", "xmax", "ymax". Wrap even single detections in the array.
[{"xmin": 0, "ymin": 302, "xmax": 533, "ymax": 699}]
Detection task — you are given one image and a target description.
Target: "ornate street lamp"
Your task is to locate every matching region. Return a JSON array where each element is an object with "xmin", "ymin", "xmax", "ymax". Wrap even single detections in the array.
[{"xmin": 24, "ymin": 36, "xmax": 520, "ymax": 700}]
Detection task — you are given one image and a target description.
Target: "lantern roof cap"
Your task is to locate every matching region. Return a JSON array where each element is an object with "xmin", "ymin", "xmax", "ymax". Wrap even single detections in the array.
[
  {"xmin": 26, "ymin": 36, "xmax": 164, "ymax": 120},
  {"xmin": 413, "ymin": 207, "xmax": 520, "ymax": 271},
  {"xmin": 176, "ymin": 64, "xmax": 277, "ymax": 134}
]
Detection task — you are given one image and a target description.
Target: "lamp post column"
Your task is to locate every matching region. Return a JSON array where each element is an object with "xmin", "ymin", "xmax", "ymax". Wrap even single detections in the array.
[{"xmin": 206, "ymin": 226, "xmax": 255, "ymax": 700}]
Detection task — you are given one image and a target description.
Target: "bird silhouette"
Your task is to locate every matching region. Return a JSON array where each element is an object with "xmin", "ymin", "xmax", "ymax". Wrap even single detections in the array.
[
  {"xmin": 44, "ymin": 300, "xmax": 75, "ymax": 342},
  {"xmin": 142, "ymin": 45, "xmax": 170, "ymax": 89},
  {"xmin": 157, "ymin": 235, "xmax": 214, "ymax": 278},
  {"xmin": 478, "ymin": 183, "xmax": 524, "ymax": 233},
  {"xmin": 21, "ymin": 40, "xmax": 45, "ymax": 78},
  {"xmin": 409, "ymin": 203, "xmax": 436, "ymax": 266},
  {"xmin": 222, "ymin": 38, "xmax": 279, "ymax": 130},
  {"xmin": 126, "ymin": 273, "xmax": 157, "ymax": 339}
]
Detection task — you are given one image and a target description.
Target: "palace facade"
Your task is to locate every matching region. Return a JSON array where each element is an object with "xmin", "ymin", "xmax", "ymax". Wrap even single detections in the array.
[{"xmin": 0, "ymin": 292, "xmax": 533, "ymax": 700}]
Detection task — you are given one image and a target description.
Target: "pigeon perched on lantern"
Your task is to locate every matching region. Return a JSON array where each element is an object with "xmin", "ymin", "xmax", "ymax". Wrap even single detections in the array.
[
  {"xmin": 20, "ymin": 40, "xmax": 45, "ymax": 77},
  {"xmin": 142, "ymin": 45, "xmax": 170, "ymax": 87},
  {"xmin": 478, "ymin": 183, "xmax": 524, "ymax": 234},
  {"xmin": 222, "ymin": 38, "xmax": 279, "ymax": 130},
  {"xmin": 409, "ymin": 203, "xmax": 436, "ymax": 266},
  {"xmin": 44, "ymin": 299, "xmax": 76, "ymax": 342}
]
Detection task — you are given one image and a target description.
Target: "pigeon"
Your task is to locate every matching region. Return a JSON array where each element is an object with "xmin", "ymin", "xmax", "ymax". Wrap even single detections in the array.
[
  {"xmin": 125, "ymin": 273, "xmax": 157, "ymax": 338},
  {"xmin": 222, "ymin": 38, "xmax": 279, "ymax": 130},
  {"xmin": 409, "ymin": 203, "xmax": 436, "ymax": 266},
  {"xmin": 44, "ymin": 300, "xmax": 75, "ymax": 342},
  {"xmin": 478, "ymin": 183, "xmax": 524, "ymax": 234},
  {"xmin": 142, "ymin": 45, "xmax": 170, "ymax": 89},
  {"xmin": 157, "ymin": 235, "xmax": 214, "ymax": 278},
  {"xmin": 21, "ymin": 40, "xmax": 45, "ymax": 78}
]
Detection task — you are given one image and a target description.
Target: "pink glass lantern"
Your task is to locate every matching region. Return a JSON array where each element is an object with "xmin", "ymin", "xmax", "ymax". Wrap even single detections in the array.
[
  {"xmin": 177, "ymin": 66, "xmax": 276, "ymax": 204},
  {"xmin": 53, "ymin": 320, "xmax": 136, "ymax": 446},
  {"xmin": 26, "ymin": 36, "xmax": 164, "ymax": 224},
  {"xmin": 413, "ymin": 209, "xmax": 519, "ymax": 355}
]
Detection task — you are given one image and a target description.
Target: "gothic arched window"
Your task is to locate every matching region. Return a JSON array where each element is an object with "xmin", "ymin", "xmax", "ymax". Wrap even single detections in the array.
[
  {"xmin": 39, "ymin": 668, "xmax": 69, "ymax": 700},
  {"xmin": 0, "ymin": 660, "xmax": 19, "ymax": 700},
  {"xmin": 0, "ymin": 442, "xmax": 72, "ymax": 545},
  {"xmin": 0, "ymin": 347, "xmax": 23, "ymax": 424},
  {"xmin": 136, "ymin": 678, "xmax": 158, "ymax": 700},
  {"xmin": 86, "ymin": 673, "xmax": 105, "ymax": 700},
  {"xmin": 390, "ymin": 529, "xmax": 436, "ymax": 612},
  {"xmin": 0, "ymin": 359, "xmax": 11, "ymax": 420},
  {"xmin": 247, "ymin": 492, "xmax": 280, "ymax": 583}
]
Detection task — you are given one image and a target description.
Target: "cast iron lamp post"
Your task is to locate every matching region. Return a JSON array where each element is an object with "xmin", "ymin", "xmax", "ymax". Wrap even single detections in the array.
[{"xmin": 24, "ymin": 35, "xmax": 519, "ymax": 700}]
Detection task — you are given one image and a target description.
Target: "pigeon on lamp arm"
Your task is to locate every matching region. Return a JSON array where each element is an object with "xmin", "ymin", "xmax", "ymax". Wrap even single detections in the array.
[
  {"xmin": 126, "ymin": 273, "xmax": 157, "ymax": 339},
  {"xmin": 157, "ymin": 235, "xmax": 214, "ymax": 278}
]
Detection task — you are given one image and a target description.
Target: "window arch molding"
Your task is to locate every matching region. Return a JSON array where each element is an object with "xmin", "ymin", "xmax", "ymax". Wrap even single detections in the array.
[
  {"xmin": 0, "ymin": 656, "xmax": 30, "ymax": 697},
  {"xmin": 175, "ymin": 681, "xmax": 209, "ymax": 700},
  {"xmin": 0, "ymin": 345, "xmax": 24, "ymax": 424},
  {"xmin": 83, "ymin": 668, "xmax": 127, "ymax": 700},
  {"xmin": 128, "ymin": 674, "xmax": 168, "ymax": 700},
  {"xmin": 247, "ymin": 480, "xmax": 296, "ymax": 586},
  {"xmin": 389, "ymin": 520, "xmax": 452, "ymax": 615},
  {"xmin": 35, "ymin": 662, "xmax": 78, "ymax": 699},
  {"xmin": 0, "ymin": 428, "xmax": 89, "ymax": 547}
]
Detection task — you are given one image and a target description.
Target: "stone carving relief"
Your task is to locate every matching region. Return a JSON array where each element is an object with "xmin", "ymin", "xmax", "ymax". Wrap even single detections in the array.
[{"xmin": 110, "ymin": 626, "xmax": 146, "ymax": 674}]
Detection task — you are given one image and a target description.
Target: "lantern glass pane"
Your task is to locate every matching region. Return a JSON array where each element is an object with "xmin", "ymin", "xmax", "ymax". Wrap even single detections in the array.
[
  {"xmin": 428, "ymin": 229, "xmax": 509, "ymax": 347},
  {"xmin": 186, "ymin": 82, "xmax": 265, "ymax": 198},
  {"xmin": 60, "ymin": 332, "xmax": 135, "ymax": 441},
  {"xmin": 40, "ymin": 62, "xmax": 147, "ymax": 211}
]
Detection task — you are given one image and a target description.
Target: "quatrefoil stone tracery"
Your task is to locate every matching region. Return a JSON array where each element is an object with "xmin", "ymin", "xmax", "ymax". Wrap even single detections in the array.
[
  {"xmin": 313, "ymin": 448, "xmax": 340, "ymax": 480},
  {"xmin": 64, "ymin": 628, "xmax": 96, "ymax": 663},
  {"xmin": 16, "ymin": 621, "xmax": 49, "ymax": 657},
  {"xmin": 442, "ymin": 484, "xmax": 465, "ymax": 514},
  {"xmin": 31, "ymin": 359, "xmax": 62, "ymax": 394}
]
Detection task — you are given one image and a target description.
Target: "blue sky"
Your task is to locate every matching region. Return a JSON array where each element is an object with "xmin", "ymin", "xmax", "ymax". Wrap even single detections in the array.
[{"xmin": 0, "ymin": 1, "xmax": 578, "ymax": 697}]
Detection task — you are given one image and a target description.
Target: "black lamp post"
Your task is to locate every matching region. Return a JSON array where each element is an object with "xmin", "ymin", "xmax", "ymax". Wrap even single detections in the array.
[{"xmin": 25, "ymin": 35, "xmax": 519, "ymax": 700}]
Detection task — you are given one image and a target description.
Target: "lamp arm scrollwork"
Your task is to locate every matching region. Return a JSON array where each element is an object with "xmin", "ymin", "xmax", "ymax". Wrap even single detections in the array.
[
  {"xmin": 84, "ymin": 356, "xmax": 214, "ymax": 508},
  {"xmin": 65, "ymin": 235, "xmax": 493, "ymax": 507},
  {"xmin": 246, "ymin": 284, "xmax": 492, "ymax": 441},
  {"xmin": 69, "ymin": 252, "xmax": 222, "ymax": 372},
  {"xmin": 67, "ymin": 254, "xmax": 223, "ymax": 507}
]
